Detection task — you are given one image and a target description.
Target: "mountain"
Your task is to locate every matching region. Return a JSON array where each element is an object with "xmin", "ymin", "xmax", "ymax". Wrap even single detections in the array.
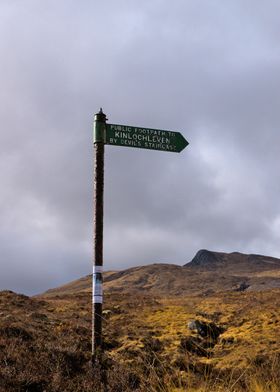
[
  {"xmin": 41, "ymin": 249, "xmax": 280, "ymax": 298},
  {"xmin": 2, "ymin": 249, "xmax": 280, "ymax": 391}
]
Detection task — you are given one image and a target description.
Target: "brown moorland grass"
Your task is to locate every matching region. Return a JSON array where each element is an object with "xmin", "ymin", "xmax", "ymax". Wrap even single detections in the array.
[{"xmin": 0, "ymin": 289, "xmax": 280, "ymax": 391}]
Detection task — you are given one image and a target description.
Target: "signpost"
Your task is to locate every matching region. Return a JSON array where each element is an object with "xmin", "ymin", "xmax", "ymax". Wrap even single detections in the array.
[
  {"xmin": 106, "ymin": 123, "xmax": 188, "ymax": 152},
  {"xmin": 92, "ymin": 109, "xmax": 189, "ymax": 361}
]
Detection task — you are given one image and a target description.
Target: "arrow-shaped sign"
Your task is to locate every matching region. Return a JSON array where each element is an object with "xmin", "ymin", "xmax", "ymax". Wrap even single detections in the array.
[{"xmin": 106, "ymin": 123, "xmax": 189, "ymax": 153}]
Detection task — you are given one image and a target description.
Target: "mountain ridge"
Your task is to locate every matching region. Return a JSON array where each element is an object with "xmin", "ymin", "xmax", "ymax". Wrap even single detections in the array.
[
  {"xmin": 185, "ymin": 249, "xmax": 280, "ymax": 269},
  {"xmin": 40, "ymin": 249, "xmax": 280, "ymax": 298}
]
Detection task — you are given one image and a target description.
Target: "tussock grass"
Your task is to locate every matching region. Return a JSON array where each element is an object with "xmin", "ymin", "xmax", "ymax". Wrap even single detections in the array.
[{"xmin": 0, "ymin": 289, "xmax": 280, "ymax": 391}]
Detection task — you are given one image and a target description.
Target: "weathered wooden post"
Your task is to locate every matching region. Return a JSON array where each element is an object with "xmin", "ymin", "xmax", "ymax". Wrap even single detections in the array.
[{"xmin": 92, "ymin": 108, "xmax": 106, "ymax": 361}]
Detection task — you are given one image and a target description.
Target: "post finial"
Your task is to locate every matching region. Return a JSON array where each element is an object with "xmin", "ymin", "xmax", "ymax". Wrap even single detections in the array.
[{"xmin": 94, "ymin": 108, "xmax": 107, "ymax": 122}]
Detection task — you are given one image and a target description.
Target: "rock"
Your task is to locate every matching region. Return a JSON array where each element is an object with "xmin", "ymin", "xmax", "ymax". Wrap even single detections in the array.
[
  {"xmin": 187, "ymin": 319, "xmax": 224, "ymax": 340},
  {"xmin": 234, "ymin": 282, "xmax": 250, "ymax": 292},
  {"xmin": 102, "ymin": 309, "xmax": 112, "ymax": 316},
  {"xmin": 188, "ymin": 320, "xmax": 199, "ymax": 331},
  {"xmin": 186, "ymin": 249, "xmax": 224, "ymax": 267}
]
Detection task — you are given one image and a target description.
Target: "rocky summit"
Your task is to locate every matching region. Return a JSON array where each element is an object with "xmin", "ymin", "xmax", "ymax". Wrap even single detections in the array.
[
  {"xmin": 186, "ymin": 249, "xmax": 280, "ymax": 270},
  {"xmin": 187, "ymin": 249, "xmax": 225, "ymax": 266}
]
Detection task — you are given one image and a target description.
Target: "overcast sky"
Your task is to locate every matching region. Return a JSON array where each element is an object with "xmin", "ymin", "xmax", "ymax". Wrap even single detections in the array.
[{"xmin": 1, "ymin": 0, "xmax": 280, "ymax": 295}]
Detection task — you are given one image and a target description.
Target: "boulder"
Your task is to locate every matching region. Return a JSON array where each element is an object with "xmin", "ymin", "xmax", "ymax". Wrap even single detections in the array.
[{"xmin": 187, "ymin": 319, "xmax": 224, "ymax": 340}]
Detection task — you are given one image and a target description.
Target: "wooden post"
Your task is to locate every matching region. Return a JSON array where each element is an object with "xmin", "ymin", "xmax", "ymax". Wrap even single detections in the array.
[{"xmin": 92, "ymin": 108, "xmax": 106, "ymax": 361}]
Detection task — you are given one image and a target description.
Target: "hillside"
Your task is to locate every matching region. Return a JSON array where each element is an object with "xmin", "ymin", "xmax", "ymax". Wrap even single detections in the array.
[
  {"xmin": 1, "ymin": 249, "xmax": 280, "ymax": 392},
  {"xmin": 42, "ymin": 249, "xmax": 280, "ymax": 298}
]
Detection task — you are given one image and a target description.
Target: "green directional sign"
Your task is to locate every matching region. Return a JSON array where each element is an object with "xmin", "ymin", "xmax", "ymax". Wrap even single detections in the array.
[{"xmin": 106, "ymin": 123, "xmax": 189, "ymax": 153}]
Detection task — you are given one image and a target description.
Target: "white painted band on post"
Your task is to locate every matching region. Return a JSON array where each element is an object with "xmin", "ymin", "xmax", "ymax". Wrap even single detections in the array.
[
  {"xmin": 93, "ymin": 295, "xmax": 103, "ymax": 304},
  {"xmin": 93, "ymin": 266, "xmax": 103, "ymax": 273},
  {"xmin": 92, "ymin": 269, "xmax": 103, "ymax": 304},
  {"xmin": 92, "ymin": 267, "xmax": 103, "ymax": 303}
]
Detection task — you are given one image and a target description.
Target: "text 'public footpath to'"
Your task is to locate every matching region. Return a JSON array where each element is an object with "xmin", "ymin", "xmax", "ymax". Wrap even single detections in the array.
[{"xmin": 106, "ymin": 124, "xmax": 179, "ymax": 152}]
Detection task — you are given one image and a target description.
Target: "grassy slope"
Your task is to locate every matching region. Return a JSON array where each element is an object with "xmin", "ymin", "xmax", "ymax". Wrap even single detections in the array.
[{"xmin": 1, "ymin": 286, "xmax": 280, "ymax": 391}]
